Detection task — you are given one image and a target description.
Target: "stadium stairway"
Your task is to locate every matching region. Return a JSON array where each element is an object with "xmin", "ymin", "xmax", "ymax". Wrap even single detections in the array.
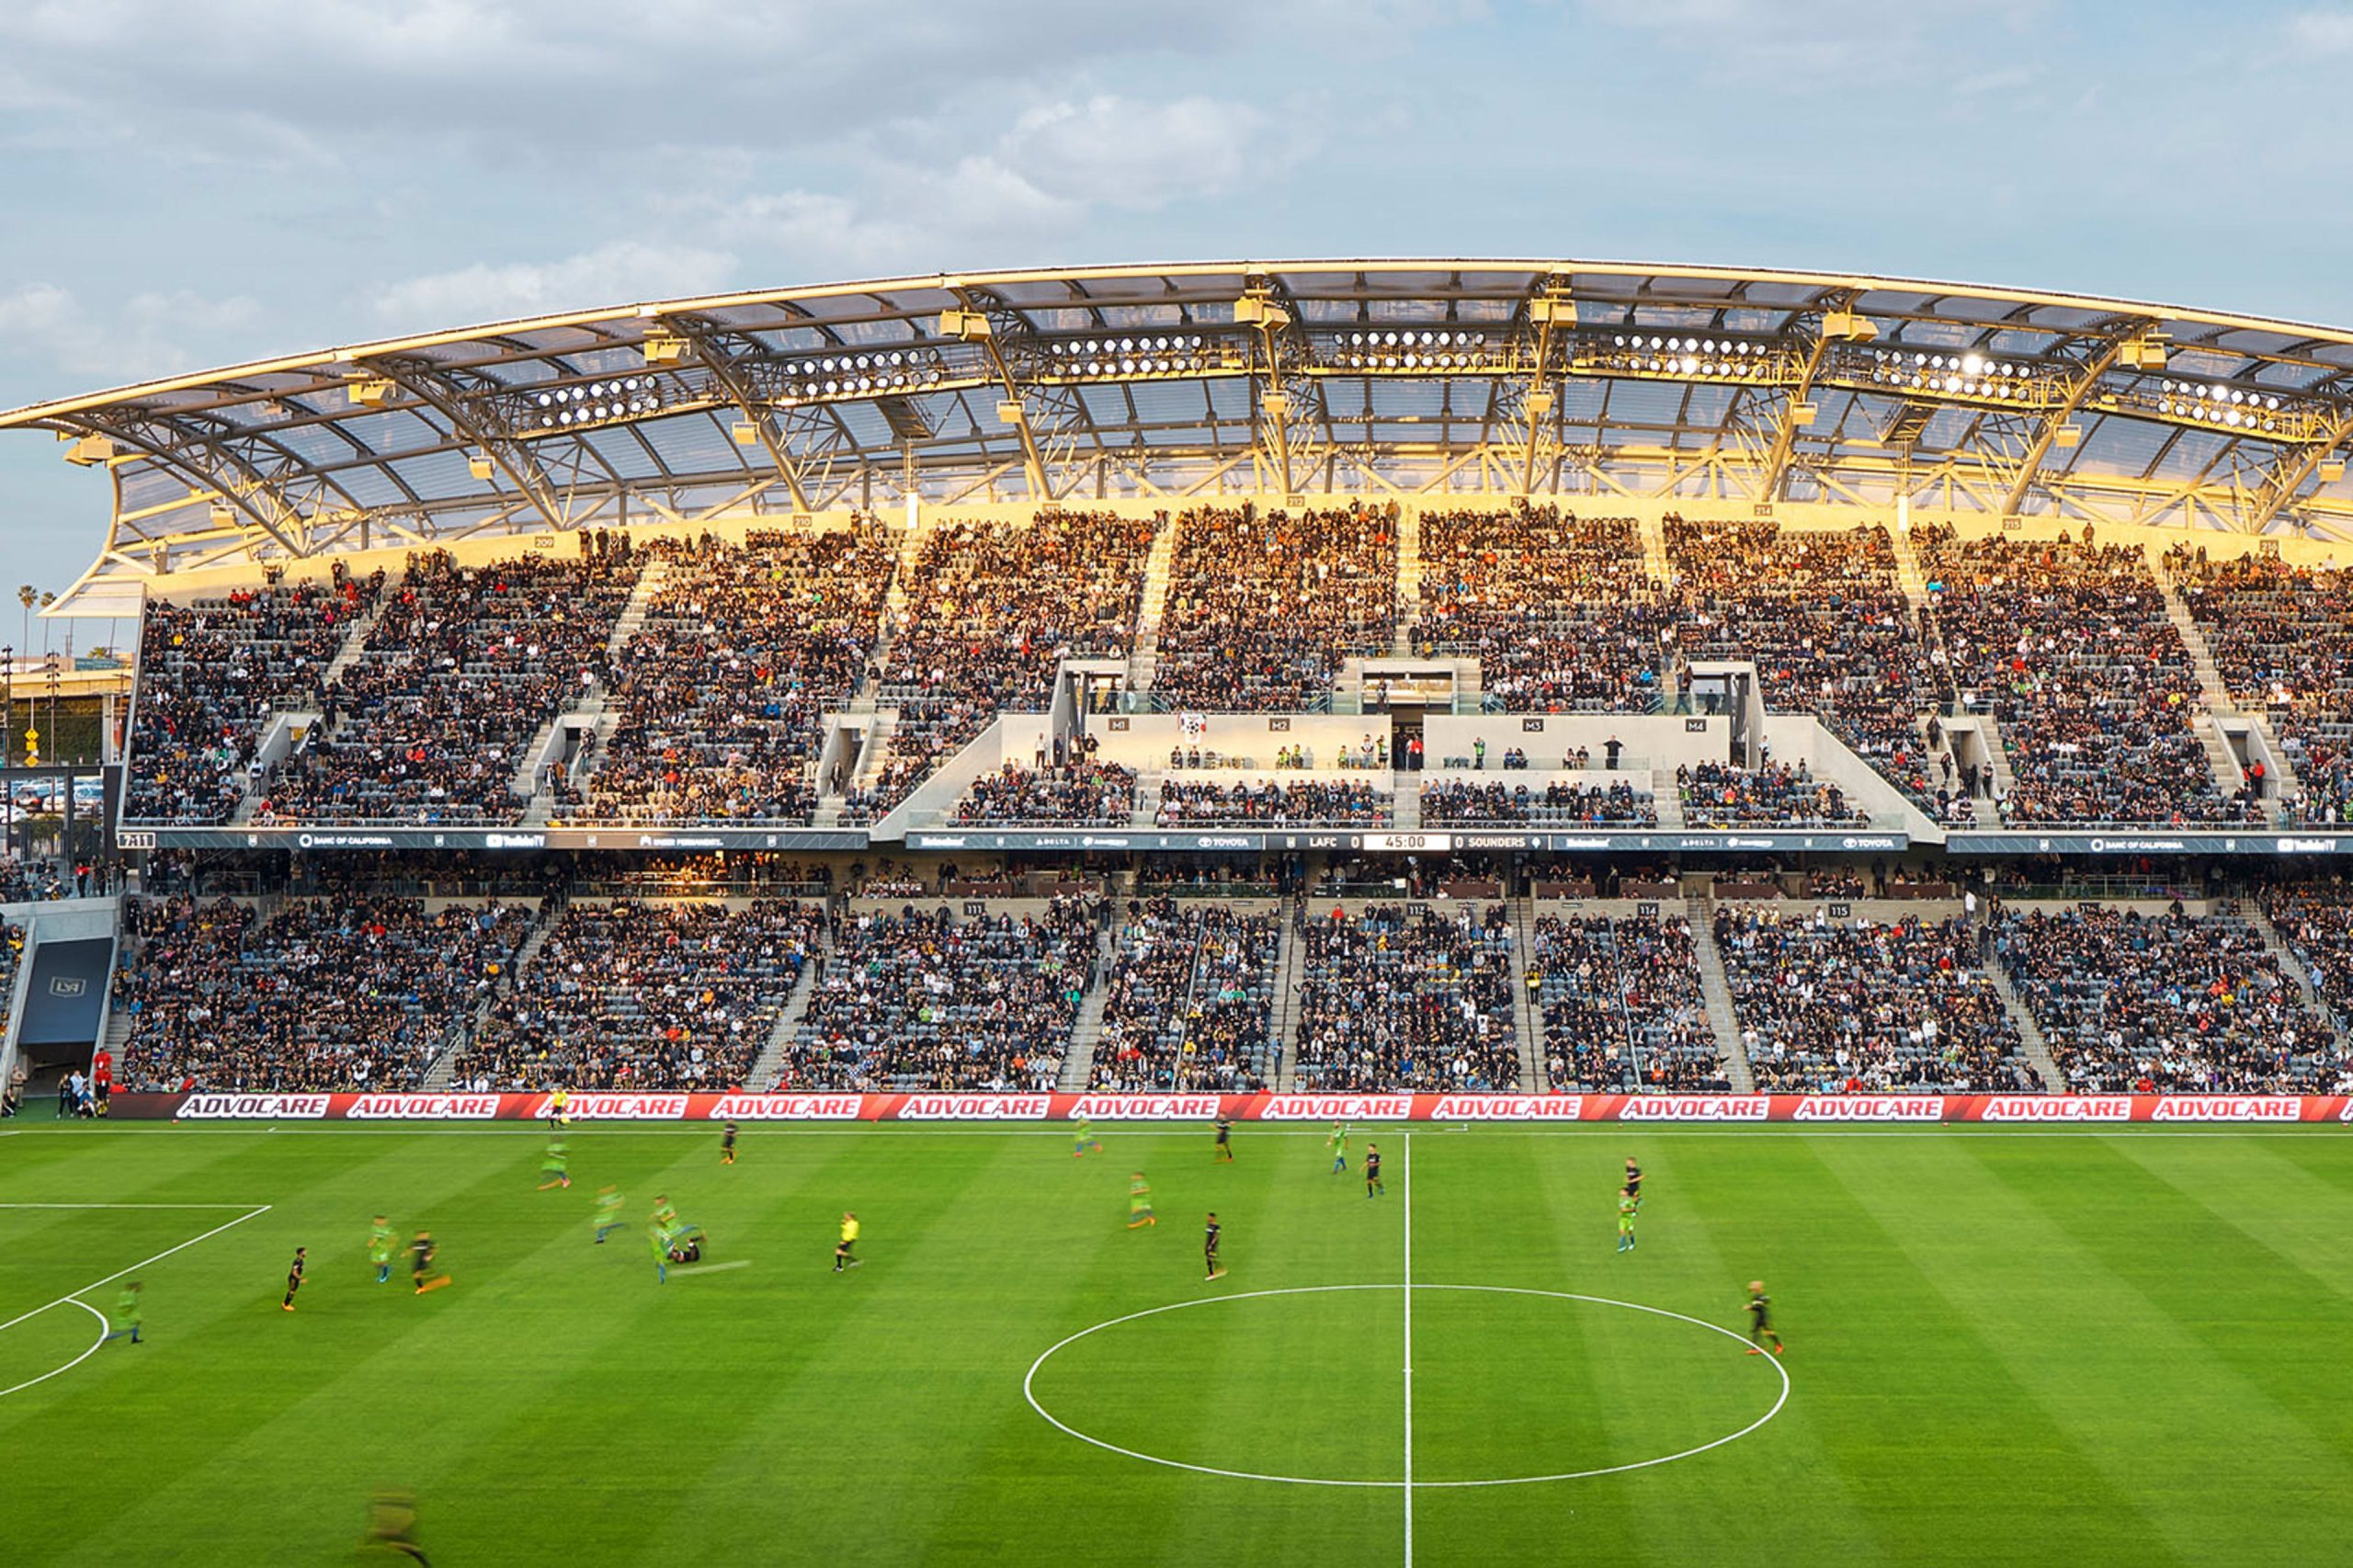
[
  {"xmin": 1984, "ymin": 955, "xmax": 2066, "ymax": 1092},
  {"xmin": 2150, "ymin": 557, "xmax": 2268, "ymax": 810},
  {"xmin": 745, "ymin": 926, "xmax": 829, "ymax": 1091},
  {"xmin": 1508, "ymin": 897, "xmax": 1540, "ymax": 1092},
  {"xmin": 1639, "ymin": 511, "xmax": 1673, "ymax": 593},
  {"xmin": 320, "ymin": 597, "xmax": 390, "ymax": 688},
  {"xmin": 1269, "ymin": 897, "xmax": 1305, "ymax": 1091},
  {"xmin": 1392, "ymin": 506, "xmax": 1422, "ymax": 656},
  {"xmin": 1054, "ymin": 923, "xmax": 1117, "ymax": 1092},
  {"xmin": 605, "ymin": 557, "xmax": 666, "ymax": 665},
  {"xmin": 1124, "ymin": 517, "xmax": 1178, "ymax": 695},
  {"xmin": 1392, "ymin": 782, "xmax": 1420, "ymax": 831},
  {"xmin": 1686, "ymin": 897, "xmax": 1756, "ymax": 1093},
  {"xmin": 1652, "ymin": 772, "xmax": 1686, "ymax": 830},
  {"xmin": 854, "ymin": 518, "xmax": 933, "ymax": 713},
  {"xmin": 2243, "ymin": 899, "xmax": 2342, "ymax": 1046},
  {"xmin": 1128, "ymin": 770, "xmax": 1164, "ymax": 828},
  {"xmin": 425, "ymin": 897, "xmax": 564, "ymax": 1090}
]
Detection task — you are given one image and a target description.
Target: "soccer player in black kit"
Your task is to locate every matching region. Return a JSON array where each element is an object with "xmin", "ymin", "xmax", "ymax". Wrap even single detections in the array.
[
  {"xmin": 1212, "ymin": 1116, "xmax": 1234, "ymax": 1163},
  {"xmin": 1364, "ymin": 1142, "xmax": 1384, "ymax": 1199},
  {"xmin": 1624, "ymin": 1156, "xmax": 1643, "ymax": 1213},
  {"xmin": 722, "ymin": 1120, "xmax": 739, "ymax": 1165},
  {"xmin": 1203, "ymin": 1212, "xmax": 1225, "ymax": 1280},
  {"xmin": 281, "ymin": 1246, "xmax": 306, "ymax": 1312},
  {"xmin": 1745, "ymin": 1279, "xmax": 1785, "ymax": 1356}
]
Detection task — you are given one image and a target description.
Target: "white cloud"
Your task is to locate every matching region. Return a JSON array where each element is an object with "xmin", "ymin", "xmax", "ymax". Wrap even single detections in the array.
[
  {"xmin": 369, "ymin": 239, "xmax": 738, "ymax": 328},
  {"xmin": 0, "ymin": 281, "xmax": 260, "ymax": 385},
  {"xmin": 2288, "ymin": 9, "xmax": 2353, "ymax": 51},
  {"xmin": 1000, "ymin": 96, "xmax": 1279, "ymax": 206}
]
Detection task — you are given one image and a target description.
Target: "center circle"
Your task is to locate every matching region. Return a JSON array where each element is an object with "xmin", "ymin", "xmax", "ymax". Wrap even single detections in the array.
[{"xmin": 1023, "ymin": 1283, "xmax": 1789, "ymax": 1486}]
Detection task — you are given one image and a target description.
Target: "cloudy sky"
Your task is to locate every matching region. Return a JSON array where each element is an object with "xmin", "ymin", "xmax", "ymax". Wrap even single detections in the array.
[{"xmin": 5, "ymin": 0, "xmax": 2353, "ymax": 608}]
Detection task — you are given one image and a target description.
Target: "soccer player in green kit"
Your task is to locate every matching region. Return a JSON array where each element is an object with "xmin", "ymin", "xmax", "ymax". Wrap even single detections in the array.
[
  {"xmin": 369, "ymin": 1214, "xmax": 397, "ymax": 1283},
  {"xmin": 650, "ymin": 1221, "xmax": 671, "ymax": 1285},
  {"xmin": 1128, "ymin": 1172, "xmax": 1156, "ymax": 1229},
  {"xmin": 1328, "ymin": 1122, "xmax": 1349, "ymax": 1174},
  {"xmin": 1616, "ymin": 1187, "xmax": 1638, "ymax": 1253},
  {"xmin": 538, "ymin": 1135, "xmax": 571, "ymax": 1190},
  {"xmin": 594, "ymin": 1187, "xmax": 626, "ymax": 1244},
  {"xmin": 102, "ymin": 1281, "xmax": 142, "ymax": 1344},
  {"xmin": 1073, "ymin": 1117, "xmax": 1102, "ymax": 1159}
]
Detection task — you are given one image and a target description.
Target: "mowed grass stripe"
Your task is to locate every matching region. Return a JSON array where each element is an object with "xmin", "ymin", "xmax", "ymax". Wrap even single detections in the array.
[{"xmin": 1819, "ymin": 1134, "xmax": 2349, "ymax": 1564}]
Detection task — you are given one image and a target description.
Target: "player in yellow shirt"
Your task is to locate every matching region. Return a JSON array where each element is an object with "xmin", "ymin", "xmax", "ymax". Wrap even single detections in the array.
[
  {"xmin": 833, "ymin": 1210, "xmax": 862, "ymax": 1273},
  {"xmin": 547, "ymin": 1085, "xmax": 569, "ymax": 1129}
]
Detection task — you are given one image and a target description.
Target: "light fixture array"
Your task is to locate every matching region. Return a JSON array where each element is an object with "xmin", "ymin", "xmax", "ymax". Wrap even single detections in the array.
[
  {"xmin": 1853, "ymin": 350, "xmax": 2054, "ymax": 403},
  {"xmin": 1043, "ymin": 335, "xmax": 1217, "ymax": 377},
  {"xmin": 530, "ymin": 376, "xmax": 665, "ymax": 429},
  {"xmin": 1328, "ymin": 329, "xmax": 1497, "ymax": 370},
  {"xmin": 1586, "ymin": 334, "xmax": 1780, "ymax": 379}
]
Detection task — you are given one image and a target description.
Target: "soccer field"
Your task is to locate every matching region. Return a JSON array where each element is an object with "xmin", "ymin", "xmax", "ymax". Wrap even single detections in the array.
[{"xmin": 4, "ymin": 1123, "xmax": 2351, "ymax": 1565}]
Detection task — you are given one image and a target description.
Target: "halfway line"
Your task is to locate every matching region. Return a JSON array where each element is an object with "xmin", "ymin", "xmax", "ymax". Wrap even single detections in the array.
[{"xmin": 1402, "ymin": 1130, "xmax": 1414, "ymax": 1568}]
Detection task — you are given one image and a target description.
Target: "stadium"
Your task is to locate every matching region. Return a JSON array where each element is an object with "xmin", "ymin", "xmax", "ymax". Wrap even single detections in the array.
[{"xmin": 6, "ymin": 259, "xmax": 2353, "ymax": 1565}]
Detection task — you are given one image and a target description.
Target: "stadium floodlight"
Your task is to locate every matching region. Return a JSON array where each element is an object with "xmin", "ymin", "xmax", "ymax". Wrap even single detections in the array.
[
  {"xmin": 1234, "ymin": 296, "xmax": 1290, "ymax": 328},
  {"xmin": 642, "ymin": 335, "xmax": 689, "ymax": 365},
  {"xmin": 62, "ymin": 435, "xmax": 113, "ymax": 467},
  {"xmin": 941, "ymin": 309, "xmax": 993, "ymax": 340},
  {"xmin": 347, "ymin": 378, "xmax": 396, "ymax": 407},
  {"xmin": 732, "ymin": 420, "xmax": 761, "ymax": 446},
  {"xmin": 467, "ymin": 454, "xmax": 495, "ymax": 480},
  {"xmin": 2122, "ymin": 335, "xmax": 2170, "ymax": 370},
  {"xmin": 996, "ymin": 400, "xmax": 1027, "ymax": 426}
]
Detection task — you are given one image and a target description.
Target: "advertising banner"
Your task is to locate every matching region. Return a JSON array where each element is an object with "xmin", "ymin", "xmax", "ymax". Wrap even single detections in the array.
[{"xmin": 103, "ymin": 1092, "xmax": 2351, "ymax": 1123}]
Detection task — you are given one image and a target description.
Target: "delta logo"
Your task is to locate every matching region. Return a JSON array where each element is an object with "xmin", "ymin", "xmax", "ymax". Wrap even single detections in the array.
[
  {"xmin": 535, "ymin": 1094, "xmax": 688, "ymax": 1120},
  {"xmin": 174, "ymin": 1093, "xmax": 333, "ymax": 1120},
  {"xmin": 2148, "ymin": 1096, "xmax": 2302, "ymax": 1123},
  {"xmin": 706, "ymin": 1095, "xmax": 864, "ymax": 1120},
  {"xmin": 344, "ymin": 1095, "xmax": 501, "ymax": 1119},
  {"xmin": 1617, "ymin": 1096, "xmax": 1770, "ymax": 1121},
  {"xmin": 1065, "ymin": 1096, "xmax": 1222, "ymax": 1120},
  {"xmin": 1256, "ymin": 1096, "xmax": 1415, "ymax": 1120},
  {"xmin": 895, "ymin": 1095, "xmax": 1052, "ymax": 1120},
  {"xmin": 1792, "ymin": 1096, "xmax": 1945, "ymax": 1122},
  {"xmin": 1429, "ymin": 1095, "xmax": 1586, "ymax": 1120},
  {"xmin": 1978, "ymin": 1096, "xmax": 2132, "ymax": 1121}
]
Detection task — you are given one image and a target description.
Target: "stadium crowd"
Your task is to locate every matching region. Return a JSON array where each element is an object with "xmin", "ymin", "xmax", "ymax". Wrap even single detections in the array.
[
  {"xmin": 1677, "ymin": 761, "xmax": 1859, "ymax": 828},
  {"xmin": 1420, "ymin": 778, "xmax": 1657, "ymax": 825},
  {"xmin": 1715, "ymin": 910, "xmax": 2038, "ymax": 1092},
  {"xmin": 954, "ymin": 760, "xmax": 1138, "ymax": 826},
  {"xmin": 456, "ymin": 899, "xmax": 820, "ymax": 1092},
  {"xmin": 1154, "ymin": 503, "xmax": 1398, "ymax": 710},
  {"xmin": 852, "ymin": 511, "xmax": 1154, "ymax": 821},
  {"xmin": 1292, "ymin": 903, "xmax": 1518, "ymax": 1090},
  {"xmin": 1417, "ymin": 505, "xmax": 1671, "ymax": 710},
  {"xmin": 1926, "ymin": 529, "xmax": 2254, "ymax": 826},
  {"xmin": 1532, "ymin": 913, "xmax": 1725, "ymax": 1090},
  {"xmin": 1154, "ymin": 778, "xmax": 1389, "ymax": 825},
  {"xmin": 256, "ymin": 550, "xmax": 639, "ymax": 824},
  {"xmin": 2172, "ymin": 548, "xmax": 2353, "ymax": 823},
  {"xmin": 1089, "ymin": 900, "xmax": 1280, "ymax": 1091},
  {"xmin": 780, "ymin": 900, "xmax": 1097, "ymax": 1090},
  {"xmin": 116, "ymin": 893, "xmax": 531, "ymax": 1092},
  {"xmin": 126, "ymin": 569, "xmax": 382, "ymax": 824},
  {"xmin": 580, "ymin": 527, "xmax": 895, "ymax": 824},
  {"xmin": 1992, "ymin": 905, "xmax": 2335, "ymax": 1091}
]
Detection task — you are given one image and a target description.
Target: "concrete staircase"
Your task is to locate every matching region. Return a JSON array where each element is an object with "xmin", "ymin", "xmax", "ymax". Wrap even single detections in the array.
[
  {"xmin": 855, "ymin": 520, "xmax": 933, "ymax": 712},
  {"xmin": 2152, "ymin": 559, "xmax": 2238, "ymax": 714},
  {"xmin": 1885, "ymin": 522, "xmax": 1932, "ymax": 614},
  {"xmin": 1639, "ymin": 510, "xmax": 1674, "ymax": 592},
  {"xmin": 745, "ymin": 932, "xmax": 828, "ymax": 1090},
  {"xmin": 604, "ymin": 558, "xmax": 666, "ymax": 665},
  {"xmin": 1269, "ymin": 899, "xmax": 1306, "ymax": 1091},
  {"xmin": 322, "ymin": 597, "xmax": 390, "ymax": 688},
  {"xmin": 1508, "ymin": 897, "xmax": 1540, "ymax": 1092},
  {"xmin": 1391, "ymin": 778, "xmax": 1419, "ymax": 830},
  {"xmin": 1392, "ymin": 506, "xmax": 1423, "ymax": 656},
  {"xmin": 1653, "ymin": 770, "xmax": 1686, "ymax": 830},
  {"xmin": 1686, "ymin": 896, "xmax": 1755, "ymax": 1093},
  {"xmin": 1984, "ymin": 957, "xmax": 2065, "ymax": 1093},
  {"xmin": 422, "ymin": 900, "xmax": 564, "ymax": 1089},
  {"xmin": 2243, "ymin": 899, "xmax": 2338, "ymax": 1042},
  {"xmin": 1129, "ymin": 769, "xmax": 1165, "ymax": 829},
  {"xmin": 1125, "ymin": 517, "xmax": 1178, "ymax": 697},
  {"xmin": 1055, "ymin": 923, "xmax": 1118, "ymax": 1092},
  {"xmin": 1977, "ymin": 711, "xmax": 2019, "ymax": 803}
]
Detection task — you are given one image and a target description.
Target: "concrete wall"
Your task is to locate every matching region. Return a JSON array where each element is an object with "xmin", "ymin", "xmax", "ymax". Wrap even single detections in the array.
[{"xmin": 1422, "ymin": 712, "xmax": 1731, "ymax": 774}]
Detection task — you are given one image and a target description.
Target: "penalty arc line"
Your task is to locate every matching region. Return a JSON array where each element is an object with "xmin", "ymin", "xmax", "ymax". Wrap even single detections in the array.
[
  {"xmin": 0, "ymin": 1300, "xmax": 108, "ymax": 1401},
  {"xmin": 0, "ymin": 1204, "xmax": 272, "ymax": 1336}
]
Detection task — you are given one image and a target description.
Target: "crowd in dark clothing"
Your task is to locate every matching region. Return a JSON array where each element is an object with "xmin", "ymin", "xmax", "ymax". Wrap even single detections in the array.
[
  {"xmin": 116, "ymin": 893, "xmax": 530, "ymax": 1092},
  {"xmin": 1293, "ymin": 903, "xmax": 1518, "ymax": 1090},
  {"xmin": 456, "ymin": 899, "xmax": 819, "ymax": 1091},
  {"xmin": 1090, "ymin": 900, "xmax": 1279, "ymax": 1091},
  {"xmin": 1993, "ymin": 905, "xmax": 2334, "ymax": 1091},
  {"xmin": 955, "ymin": 760, "xmax": 1137, "ymax": 826},
  {"xmin": 1534, "ymin": 914, "xmax": 1724, "ymax": 1090},
  {"xmin": 1422, "ymin": 778, "xmax": 1655, "ymax": 826},
  {"xmin": 1154, "ymin": 503, "xmax": 1398, "ymax": 710},
  {"xmin": 781, "ymin": 900, "xmax": 1096, "ymax": 1090},
  {"xmin": 579, "ymin": 527, "xmax": 896, "ymax": 824},
  {"xmin": 1677, "ymin": 761, "xmax": 1859, "ymax": 827},
  {"xmin": 1154, "ymin": 778, "xmax": 1388, "ymax": 825},
  {"xmin": 1418, "ymin": 505, "xmax": 1670, "ymax": 710},
  {"xmin": 2174, "ymin": 548, "xmax": 2353, "ymax": 823},
  {"xmin": 1718, "ymin": 910, "xmax": 2038, "ymax": 1092}
]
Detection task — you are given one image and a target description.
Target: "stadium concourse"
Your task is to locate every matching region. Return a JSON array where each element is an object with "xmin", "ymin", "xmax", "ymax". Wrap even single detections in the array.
[{"xmin": 14, "ymin": 262, "xmax": 2353, "ymax": 1115}]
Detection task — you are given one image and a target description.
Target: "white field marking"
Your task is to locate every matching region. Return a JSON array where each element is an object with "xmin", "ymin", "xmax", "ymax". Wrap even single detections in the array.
[
  {"xmin": 1401, "ymin": 1131, "xmax": 1414, "ymax": 1568},
  {"xmin": 0, "ymin": 1204, "xmax": 271, "ymax": 1336},
  {"xmin": 0, "ymin": 1300, "xmax": 108, "ymax": 1401},
  {"xmin": 1023, "ymin": 1282, "xmax": 1790, "ymax": 1488},
  {"xmin": 0, "ymin": 1202, "xmax": 268, "ymax": 1210},
  {"xmin": 665, "ymin": 1259, "xmax": 751, "ymax": 1276}
]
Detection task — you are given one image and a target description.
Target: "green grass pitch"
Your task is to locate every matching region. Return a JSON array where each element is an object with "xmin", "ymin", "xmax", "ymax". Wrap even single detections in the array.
[{"xmin": 5, "ymin": 1122, "xmax": 2352, "ymax": 1565}]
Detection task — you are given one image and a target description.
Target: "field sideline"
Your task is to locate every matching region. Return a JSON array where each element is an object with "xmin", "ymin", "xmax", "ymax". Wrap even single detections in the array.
[{"xmin": 3, "ymin": 1123, "xmax": 2350, "ymax": 1565}]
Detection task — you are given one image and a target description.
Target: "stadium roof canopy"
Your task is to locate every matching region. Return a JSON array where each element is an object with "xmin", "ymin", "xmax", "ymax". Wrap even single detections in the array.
[{"xmin": 15, "ymin": 258, "xmax": 2353, "ymax": 607}]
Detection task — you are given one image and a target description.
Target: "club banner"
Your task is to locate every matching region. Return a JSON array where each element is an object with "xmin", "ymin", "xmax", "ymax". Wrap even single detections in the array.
[{"xmin": 104, "ymin": 1091, "xmax": 2353, "ymax": 1124}]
